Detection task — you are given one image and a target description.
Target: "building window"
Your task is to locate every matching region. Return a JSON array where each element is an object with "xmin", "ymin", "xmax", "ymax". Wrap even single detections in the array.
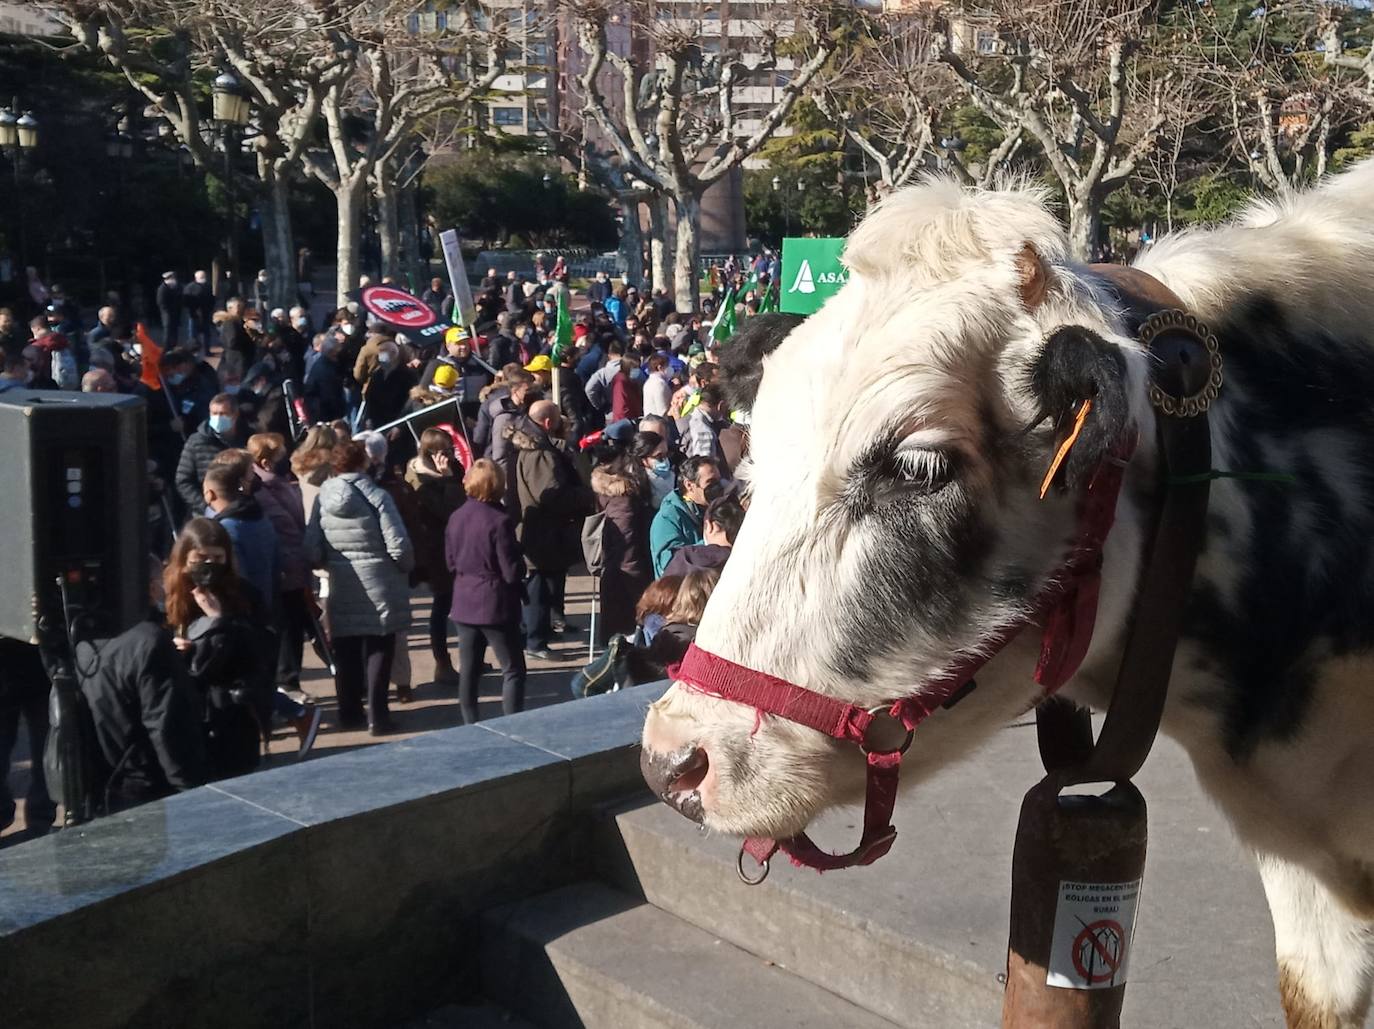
[
  {"xmin": 976, "ymin": 30, "xmax": 998, "ymax": 55},
  {"xmin": 492, "ymin": 107, "xmax": 524, "ymax": 127}
]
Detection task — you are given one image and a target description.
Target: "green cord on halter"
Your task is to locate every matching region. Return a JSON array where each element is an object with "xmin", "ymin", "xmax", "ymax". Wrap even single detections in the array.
[{"xmin": 1167, "ymin": 470, "xmax": 1298, "ymax": 487}]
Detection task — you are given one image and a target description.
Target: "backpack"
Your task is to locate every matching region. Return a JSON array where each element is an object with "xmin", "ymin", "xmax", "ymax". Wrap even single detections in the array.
[
  {"xmin": 569, "ymin": 634, "xmax": 634, "ymax": 698},
  {"xmin": 581, "ymin": 509, "xmax": 607, "ymax": 577}
]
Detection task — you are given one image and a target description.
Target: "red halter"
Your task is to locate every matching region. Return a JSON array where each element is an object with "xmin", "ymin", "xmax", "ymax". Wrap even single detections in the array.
[{"xmin": 668, "ymin": 438, "xmax": 1135, "ymax": 882}]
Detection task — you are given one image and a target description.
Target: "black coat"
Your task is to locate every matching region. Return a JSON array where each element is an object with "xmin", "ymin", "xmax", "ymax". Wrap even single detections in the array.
[
  {"xmin": 362, "ymin": 363, "xmax": 417, "ymax": 428},
  {"xmin": 157, "ymin": 281, "xmax": 183, "ymax": 319},
  {"xmin": 487, "ymin": 332, "xmax": 520, "ymax": 371},
  {"xmin": 591, "ymin": 464, "xmax": 653, "ymax": 638},
  {"xmin": 303, "ymin": 356, "xmax": 347, "ymax": 423},
  {"xmin": 81, "ymin": 617, "xmax": 208, "ymax": 804},
  {"xmin": 181, "ymin": 281, "xmax": 215, "ymax": 320},
  {"xmin": 174, "ymin": 419, "xmax": 245, "ymax": 514}
]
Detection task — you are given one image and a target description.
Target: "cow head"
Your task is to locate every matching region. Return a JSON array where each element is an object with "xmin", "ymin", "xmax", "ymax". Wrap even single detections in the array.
[{"xmin": 642, "ymin": 179, "xmax": 1157, "ymax": 839}]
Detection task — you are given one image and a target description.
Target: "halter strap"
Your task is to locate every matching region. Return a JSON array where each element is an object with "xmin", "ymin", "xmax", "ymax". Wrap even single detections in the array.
[{"xmin": 667, "ymin": 435, "xmax": 1136, "ymax": 878}]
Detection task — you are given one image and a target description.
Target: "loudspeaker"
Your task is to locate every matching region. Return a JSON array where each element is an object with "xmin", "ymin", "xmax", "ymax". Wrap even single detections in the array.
[{"xmin": 0, "ymin": 390, "xmax": 148, "ymax": 643}]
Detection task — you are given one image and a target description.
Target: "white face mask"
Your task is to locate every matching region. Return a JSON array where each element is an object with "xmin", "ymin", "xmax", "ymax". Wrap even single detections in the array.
[
  {"xmin": 341, "ymin": 323, "xmax": 355, "ymax": 336},
  {"xmin": 378, "ymin": 351, "xmax": 395, "ymax": 366}
]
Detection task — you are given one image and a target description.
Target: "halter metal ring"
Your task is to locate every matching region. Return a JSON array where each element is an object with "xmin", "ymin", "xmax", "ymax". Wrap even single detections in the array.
[
  {"xmin": 737, "ymin": 845, "xmax": 770, "ymax": 886},
  {"xmin": 860, "ymin": 706, "xmax": 914, "ymax": 756}
]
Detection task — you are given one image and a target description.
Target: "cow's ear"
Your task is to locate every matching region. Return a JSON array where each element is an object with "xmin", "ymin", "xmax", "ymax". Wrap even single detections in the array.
[
  {"xmin": 1016, "ymin": 243, "xmax": 1051, "ymax": 312},
  {"xmin": 1028, "ymin": 326, "xmax": 1133, "ymax": 492},
  {"xmin": 719, "ymin": 313, "xmax": 804, "ymax": 413}
]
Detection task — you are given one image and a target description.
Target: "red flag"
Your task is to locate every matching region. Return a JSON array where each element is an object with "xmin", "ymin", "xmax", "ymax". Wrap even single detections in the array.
[{"xmin": 136, "ymin": 323, "xmax": 163, "ymax": 390}]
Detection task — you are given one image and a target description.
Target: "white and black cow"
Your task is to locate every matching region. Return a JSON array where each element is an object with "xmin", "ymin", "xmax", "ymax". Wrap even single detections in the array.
[{"xmin": 642, "ymin": 164, "xmax": 1374, "ymax": 1026}]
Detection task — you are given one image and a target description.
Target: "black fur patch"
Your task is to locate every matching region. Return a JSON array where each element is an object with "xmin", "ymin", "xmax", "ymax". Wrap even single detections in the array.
[
  {"xmin": 1180, "ymin": 292, "xmax": 1374, "ymax": 760},
  {"xmin": 1028, "ymin": 326, "xmax": 1134, "ymax": 491},
  {"xmin": 718, "ymin": 313, "xmax": 805, "ymax": 413}
]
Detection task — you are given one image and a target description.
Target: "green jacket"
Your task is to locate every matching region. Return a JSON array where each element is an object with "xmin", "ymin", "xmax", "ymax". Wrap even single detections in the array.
[{"xmin": 650, "ymin": 489, "xmax": 704, "ymax": 577}]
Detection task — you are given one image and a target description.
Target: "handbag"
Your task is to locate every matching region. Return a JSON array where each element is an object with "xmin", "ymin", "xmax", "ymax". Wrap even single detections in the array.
[{"xmin": 569, "ymin": 634, "xmax": 634, "ymax": 698}]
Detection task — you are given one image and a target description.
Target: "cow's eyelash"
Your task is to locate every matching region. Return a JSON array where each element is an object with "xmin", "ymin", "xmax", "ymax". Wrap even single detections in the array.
[{"xmin": 890, "ymin": 447, "xmax": 955, "ymax": 490}]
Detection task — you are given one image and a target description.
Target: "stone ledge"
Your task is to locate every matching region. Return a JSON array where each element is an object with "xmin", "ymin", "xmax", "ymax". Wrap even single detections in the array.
[{"xmin": 0, "ymin": 682, "xmax": 668, "ymax": 1029}]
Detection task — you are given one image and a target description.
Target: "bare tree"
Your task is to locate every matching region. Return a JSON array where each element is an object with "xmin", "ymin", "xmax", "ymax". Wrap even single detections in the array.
[
  {"xmin": 816, "ymin": 11, "xmax": 1022, "ymax": 194},
  {"xmin": 934, "ymin": 0, "xmax": 1191, "ymax": 259},
  {"xmin": 1187, "ymin": 2, "xmax": 1367, "ymax": 193},
  {"xmin": 51, "ymin": 0, "xmax": 352, "ymax": 307},
  {"xmin": 305, "ymin": 1, "xmax": 505, "ymax": 299},
  {"xmin": 1319, "ymin": 1, "xmax": 1374, "ymax": 95},
  {"xmin": 566, "ymin": 0, "xmax": 845, "ymax": 312}
]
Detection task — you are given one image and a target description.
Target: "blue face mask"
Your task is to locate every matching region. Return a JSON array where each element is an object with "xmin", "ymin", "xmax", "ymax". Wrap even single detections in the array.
[
  {"xmin": 208, "ymin": 413, "xmax": 233, "ymax": 435},
  {"xmin": 166, "ymin": 372, "xmax": 186, "ymax": 387},
  {"xmin": 651, "ymin": 458, "xmax": 671, "ymax": 477}
]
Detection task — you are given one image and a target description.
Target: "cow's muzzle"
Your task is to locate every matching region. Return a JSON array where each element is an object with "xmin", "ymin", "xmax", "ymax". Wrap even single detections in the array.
[{"xmin": 640, "ymin": 744, "xmax": 709, "ymax": 823}]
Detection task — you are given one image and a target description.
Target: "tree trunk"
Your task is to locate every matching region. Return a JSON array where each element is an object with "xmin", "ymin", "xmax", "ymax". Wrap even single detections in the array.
[
  {"xmin": 335, "ymin": 176, "xmax": 367, "ymax": 302},
  {"xmin": 398, "ymin": 182, "xmax": 423, "ymax": 291},
  {"xmin": 649, "ymin": 194, "xmax": 672, "ymax": 296},
  {"xmin": 673, "ymin": 193, "xmax": 702, "ymax": 314},
  {"xmin": 375, "ymin": 165, "xmax": 401, "ymax": 283},
  {"xmin": 618, "ymin": 194, "xmax": 645, "ymax": 289},
  {"xmin": 261, "ymin": 165, "xmax": 297, "ymax": 310},
  {"xmin": 1066, "ymin": 194, "xmax": 1100, "ymax": 262}
]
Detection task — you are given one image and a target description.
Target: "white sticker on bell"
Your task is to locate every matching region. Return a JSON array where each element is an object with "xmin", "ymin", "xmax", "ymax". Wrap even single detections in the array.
[{"xmin": 1046, "ymin": 879, "xmax": 1141, "ymax": 990}]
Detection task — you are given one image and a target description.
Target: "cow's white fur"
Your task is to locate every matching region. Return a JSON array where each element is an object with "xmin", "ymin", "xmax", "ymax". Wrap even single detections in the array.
[{"xmin": 643, "ymin": 161, "xmax": 1374, "ymax": 1026}]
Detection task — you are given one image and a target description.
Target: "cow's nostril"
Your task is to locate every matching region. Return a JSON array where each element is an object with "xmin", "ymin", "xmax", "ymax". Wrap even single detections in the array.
[
  {"xmin": 669, "ymin": 747, "xmax": 709, "ymax": 796},
  {"xmin": 641, "ymin": 745, "xmax": 710, "ymax": 823}
]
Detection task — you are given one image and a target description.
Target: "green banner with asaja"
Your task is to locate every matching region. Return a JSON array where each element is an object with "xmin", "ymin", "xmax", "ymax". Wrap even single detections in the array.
[{"xmin": 780, "ymin": 237, "xmax": 848, "ymax": 315}]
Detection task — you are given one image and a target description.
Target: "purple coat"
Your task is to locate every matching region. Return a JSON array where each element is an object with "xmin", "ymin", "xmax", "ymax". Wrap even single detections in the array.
[{"xmin": 445, "ymin": 498, "xmax": 524, "ymax": 626}]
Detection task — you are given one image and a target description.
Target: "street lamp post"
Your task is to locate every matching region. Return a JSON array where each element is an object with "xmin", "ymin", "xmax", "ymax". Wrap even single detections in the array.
[
  {"xmin": 213, "ymin": 71, "xmax": 252, "ymax": 295},
  {"xmin": 0, "ymin": 99, "xmax": 39, "ymax": 275}
]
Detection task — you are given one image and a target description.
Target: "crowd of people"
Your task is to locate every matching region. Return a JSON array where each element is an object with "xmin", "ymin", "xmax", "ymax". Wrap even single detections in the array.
[{"xmin": 0, "ymin": 254, "xmax": 759, "ymax": 842}]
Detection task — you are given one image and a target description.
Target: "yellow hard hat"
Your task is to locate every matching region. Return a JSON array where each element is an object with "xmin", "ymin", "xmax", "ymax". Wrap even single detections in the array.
[{"xmin": 433, "ymin": 364, "xmax": 460, "ymax": 390}]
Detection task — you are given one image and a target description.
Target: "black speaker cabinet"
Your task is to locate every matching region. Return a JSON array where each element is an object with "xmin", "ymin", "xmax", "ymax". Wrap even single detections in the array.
[{"xmin": 0, "ymin": 390, "xmax": 148, "ymax": 643}]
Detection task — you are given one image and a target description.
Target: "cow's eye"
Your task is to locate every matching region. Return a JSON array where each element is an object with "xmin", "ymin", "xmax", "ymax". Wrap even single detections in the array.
[{"xmin": 888, "ymin": 448, "xmax": 955, "ymax": 494}]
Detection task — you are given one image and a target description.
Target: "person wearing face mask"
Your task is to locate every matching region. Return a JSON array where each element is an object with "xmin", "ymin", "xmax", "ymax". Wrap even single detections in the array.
[
  {"xmin": 80, "ymin": 556, "xmax": 209, "ymax": 811},
  {"xmin": 360, "ymin": 338, "xmax": 417, "ymax": 429},
  {"xmin": 635, "ymin": 430, "xmax": 674, "ymax": 510},
  {"xmin": 507, "ymin": 399, "xmax": 596, "ymax": 660},
  {"xmin": 649, "ymin": 455, "xmax": 722, "ymax": 577},
  {"xmin": 253, "ymin": 268, "xmax": 271, "ymax": 312},
  {"xmin": 166, "ymin": 518, "xmax": 274, "ymax": 778},
  {"xmin": 175, "ymin": 393, "xmax": 246, "ymax": 519}
]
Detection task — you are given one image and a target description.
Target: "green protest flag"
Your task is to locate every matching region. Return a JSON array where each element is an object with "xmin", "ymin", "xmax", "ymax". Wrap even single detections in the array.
[
  {"xmin": 710, "ymin": 286, "xmax": 737, "ymax": 343},
  {"xmin": 551, "ymin": 287, "xmax": 574, "ymax": 361},
  {"xmin": 759, "ymin": 280, "xmax": 779, "ymax": 314},
  {"xmin": 780, "ymin": 237, "xmax": 848, "ymax": 315}
]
